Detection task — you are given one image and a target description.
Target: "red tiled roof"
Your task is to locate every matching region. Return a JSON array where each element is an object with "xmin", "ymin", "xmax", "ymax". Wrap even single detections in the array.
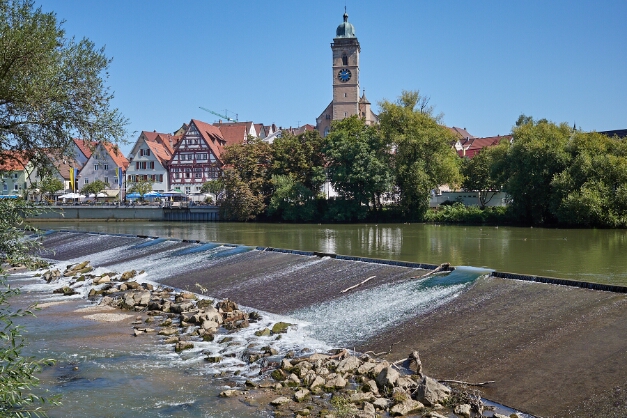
[
  {"xmin": 457, "ymin": 135, "xmax": 511, "ymax": 158},
  {"xmin": 102, "ymin": 142, "xmax": 129, "ymax": 170},
  {"xmin": 188, "ymin": 119, "xmax": 227, "ymax": 161},
  {"xmin": 0, "ymin": 151, "xmax": 28, "ymax": 171},
  {"xmin": 448, "ymin": 127, "xmax": 475, "ymax": 140},
  {"xmin": 216, "ymin": 124, "xmax": 248, "ymax": 147},
  {"xmin": 145, "ymin": 136, "xmax": 173, "ymax": 166},
  {"xmin": 73, "ymin": 138, "xmax": 98, "ymax": 159}
]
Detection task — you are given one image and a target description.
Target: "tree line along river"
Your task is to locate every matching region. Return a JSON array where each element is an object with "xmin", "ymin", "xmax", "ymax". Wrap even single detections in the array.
[{"xmin": 31, "ymin": 221, "xmax": 627, "ymax": 286}]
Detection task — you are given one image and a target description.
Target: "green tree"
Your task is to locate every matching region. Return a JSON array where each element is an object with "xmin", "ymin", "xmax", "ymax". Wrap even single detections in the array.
[
  {"xmin": 80, "ymin": 179, "xmax": 107, "ymax": 196},
  {"xmin": 267, "ymin": 174, "xmax": 317, "ymax": 222},
  {"xmin": 0, "ymin": 1, "xmax": 128, "ymax": 413},
  {"xmin": 219, "ymin": 137, "xmax": 273, "ymax": 220},
  {"xmin": 551, "ymin": 131, "xmax": 627, "ymax": 227},
  {"xmin": 39, "ymin": 176, "xmax": 64, "ymax": 199},
  {"xmin": 271, "ymin": 130, "xmax": 327, "ymax": 194},
  {"xmin": 217, "ymin": 168, "xmax": 265, "ymax": 221},
  {"xmin": 461, "ymin": 140, "xmax": 509, "ymax": 208},
  {"xmin": 0, "ymin": 199, "xmax": 59, "ymax": 416},
  {"xmin": 0, "ymin": 0, "xmax": 127, "ymax": 168},
  {"xmin": 379, "ymin": 90, "xmax": 462, "ymax": 220},
  {"xmin": 504, "ymin": 117, "xmax": 572, "ymax": 224},
  {"xmin": 200, "ymin": 179, "xmax": 224, "ymax": 204},
  {"xmin": 126, "ymin": 179, "xmax": 152, "ymax": 200},
  {"xmin": 324, "ymin": 116, "xmax": 393, "ymax": 219}
]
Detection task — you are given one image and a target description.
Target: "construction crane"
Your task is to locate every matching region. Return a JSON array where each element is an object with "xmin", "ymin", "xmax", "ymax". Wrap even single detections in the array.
[{"xmin": 199, "ymin": 106, "xmax": 238, "ymax": 122}]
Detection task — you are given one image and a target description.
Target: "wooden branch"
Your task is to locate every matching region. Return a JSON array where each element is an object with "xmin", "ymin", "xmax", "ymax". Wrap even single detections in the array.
[
  {"xmin": 340, "ymin": 276, "xmax": 376, "ymax": 293},
  {"xmin": 363, "ymin": 350, "xmax": 388, "ymax": 357},
  {"xmin": 411, "ymin": 263, "xmax": 450, "ymax": 280},
  {"xmin": 437, "ymin": 379, "xmax": 495, "ymax": 387}
]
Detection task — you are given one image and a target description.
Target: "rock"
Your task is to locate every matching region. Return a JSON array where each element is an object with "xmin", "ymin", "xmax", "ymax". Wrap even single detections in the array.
[
  {"xmin": 363, "ymin": 402, "xmax": 376, "ymax": 417},
  {"xmin": 413, "ymin": 376, "xmax": 451, "ymax": 406},
  {"xmin": 216, "ymin": 298, "xmax": 238, "ymax": 312},
  {"xmin": 370, "ymin": 360, "xmax": 390, "ymax": 378},
  {"xmin": 307, "ymin": 353, "xmax": 330, "ymax": 362},
  {"xmin": 175, "ymin": 341, "xmax": 194, "ymax": 352},
  {"xmin": 120, "ymin": 270, "xmax": 137, "ymax": 281},
  {"xmin": 376, "ymin": 366, "xmax": 399, "ymax": 390},
  {"xmin": 163, "ymin": 336, "xmax": 179, "ymax": 344},
  {"xmin": 389, "ymin": 399, "xmax": 424, "ymax": 416},
  {"xmin": 294, "ymin": 388, "xmax": 310, "ymax": 402},
  {"xmin": 492, "ymin": 414, "xmax": 510, "ymax": 418},
  {"xmin": 53, "ymin": 286, "xmax": 76, "ymax": 296},
  {"xmin": 271, "ymin": 322, "xmax": 292, "ymax": 334},
  {"xmin": 219, "ymin": 389, "xmax": 243, "ymax": 397},
  {"xmin": 270, "ymin": 396, "xmax": 290, "ymax": 406},
  {"xmin": 170, "ymin": 302, "xmax": 194, "ymax": 313},
  {"xmin": 280, "ymin": 358, "xmax": 293, "ymax": 371},
  {"xmin": 158, "ymin": 327, "xmax": 178, "ymax": 336},
  {"xmin": 271, "ymin": 369, "xmax": 287, "ymax": 381},
  {"xmin": 357, "ymin": 361, "xmax": 377, "ymax": 375},
  {"xmin": 295, "ymin": 408, "xmax": 310, "ymax": 416},
  {"xmin": 349, "ymin": 392, "xmax": 375, "ymax": 403},
  {"xmin": 336, "ymin": 355, "xmax": 362, "ymax": 373},
  {"xmin": 425, "ymin": 411, "xmax": 448, "ymax": 418},
  {"xmin": 309, "ymin": 375, "xmax": 325, "ymax": 390},
  {"xmin": 201, "ymin": 320, "xmax": 219, "ymax": 332},
  {"xmin": 365, "ymin": 379, "xmax": 379, "ymax": 395},
  {"xmin": 324, "ymin": 374, "xmax": 347, "ymax": 390},
  {"xmin": 454, "ymin": 403, "xmax": 471, "ymax": 417},
  {"xmin": 407, "ymin": 351, "xmax": 422, "ymax": 375},
  {"xmin": 254, "ymin": 328, "xmax": 271, "ymax": 337},
  {"xmin": 372, "ymin": 398, "xmax": 389, "ymax": 409}
]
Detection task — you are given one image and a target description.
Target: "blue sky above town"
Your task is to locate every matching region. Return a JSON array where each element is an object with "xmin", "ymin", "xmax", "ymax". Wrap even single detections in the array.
[{"xmin": 39, "ymin": 0, "xmax": 627, "ymax": 154}]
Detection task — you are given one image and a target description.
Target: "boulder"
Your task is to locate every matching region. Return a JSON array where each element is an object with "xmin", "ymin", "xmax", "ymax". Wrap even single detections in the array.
[
  {"xmin": 271, "ymin": 322, "xmax": 291, "ymax": 334},
  {"xmin": 336, "ymin": 355, "xmax": 362, "ymax": 373},
  {"xmin": 309, "ymin": 375, "xmax": 325, "ymax": 390},
  {"xmin": 216, "ymin": 298, "xmax": 238, "ymax": 312},
  {"xmin": 175, "ymin": 341, "xmax": 194, "ymax": 352},
  {"xmin": 324, "ymin": 374, "xmax": 347, "ymax": 390},
  {"xmin": 270, "ymin": 396, "xmax": 291, "ymax": 406},
  {"xmin": 454, "ymin": 403, "xmax": 471, "ymax": 417},
  {"xmin": 363, "ymin": 402, "xmax": 376, "ymax": 417},
  {"xmin": 294, "ymin": 388, "xmax": 310, "ymax": 402},
  {"xmin": 349, "ymin": 392, "xmax": 375, "ymax": 403},
  {"xmin": 389, "ymin": 399, "xmax": 424, "ymax": 416},
  {"xmin": 413, "ymin": 376, "xmax": 451, "ymax": 406},
  {"xmin": 372, "ymin": 398, "xmax": 390, "ymax": 410},
  {"xmin": 376, "ymin": 366, "xmax": 399, "ymax": 390},
  {"xmin": 219, "ymin": 389, "xmax": 243, "ymax": 397}
]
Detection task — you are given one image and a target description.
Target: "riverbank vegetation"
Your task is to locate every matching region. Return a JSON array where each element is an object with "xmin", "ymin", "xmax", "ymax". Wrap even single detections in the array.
[
  {"xmin": 210, "ymin": 97, "xmax": 627, "ymax": 228},
  {"xmin": 1, "ymin": 0, "xmax": 129, "ymax": 414}
]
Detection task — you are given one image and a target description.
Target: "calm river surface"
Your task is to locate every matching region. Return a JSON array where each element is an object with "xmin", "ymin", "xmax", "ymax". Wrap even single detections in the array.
[{"xmin": 32, "ymin": 221, "xmax": 627, "ymax": 285}]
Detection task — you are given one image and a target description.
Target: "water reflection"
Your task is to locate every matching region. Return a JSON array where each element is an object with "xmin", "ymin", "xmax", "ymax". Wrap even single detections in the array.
[{"xmin": 34, "ymin": 221, "xmax": 627, "ymax": 285}]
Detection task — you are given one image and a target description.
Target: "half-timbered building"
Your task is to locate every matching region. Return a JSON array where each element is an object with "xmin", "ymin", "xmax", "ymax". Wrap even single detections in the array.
[{"xmin": 168, "ymin": 119, "xmax": 226, "ymax": 195}]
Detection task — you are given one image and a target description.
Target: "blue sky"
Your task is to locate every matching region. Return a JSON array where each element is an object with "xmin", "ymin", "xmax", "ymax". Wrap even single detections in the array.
[{"xmin": 39, "ymin": 0, "xmax": 627, "ymax": 155}]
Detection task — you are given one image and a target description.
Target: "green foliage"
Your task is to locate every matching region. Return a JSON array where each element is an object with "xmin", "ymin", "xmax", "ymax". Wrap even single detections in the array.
[
  {"xmin": 38, "ymin": 176, "xmax": 64, "ymax": 200},
  {"xmin": 80, "ymin": 179, "xmax": 107, "ymax": 196},
  {"xmin": 217, "ymin": 169, "xmax": 265, "ymax": 221},
  {"xmin": 504, "ymin": 118, "xmax": 572, "ymax": 224},
  {"xmin": 325, "ymin": 116, "xmax": 393, "ymax": 212},
  {"xmin": 0, "ymin": 199, "xmax": 59, "ymax": 416},
  {"xmin": 126, "ymin": 179, "xmax": 152, "ymax": 199},
  {"xmin": 268, "ymin": 175, "xmax": 317, "ymax": 222},
  {"xmin": 461, "ymin": 142, "xmax": 508, "ymax": 209},
  {"xmin": 0, "ymin": 0, "xmax": 128, "ymax": 166},
  {"xmin": 424, "ymin": 202, "xmax": 511, "ymax": 225},
  {"xmin": 271, "ymin": 130, "xmax": 327, "ymax": 194},
  {"xmin": 379, "ymin": 90, "xmax": 462, "ymax": 220},
  {"xmin": 330, "ymin": 394, "xmax": 357, "ymax": 418}
]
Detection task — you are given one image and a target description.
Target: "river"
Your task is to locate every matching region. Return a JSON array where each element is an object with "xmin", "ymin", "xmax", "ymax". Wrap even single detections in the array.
[{"xmin": 31, "ymin": 221, "xmax": 627, "ymax": 286}]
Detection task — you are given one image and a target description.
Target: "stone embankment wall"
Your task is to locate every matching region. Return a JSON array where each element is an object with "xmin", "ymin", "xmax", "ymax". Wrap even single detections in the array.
[{"xmin": 28, "ymin": 206, "xmax": 219, "ymax": 222}]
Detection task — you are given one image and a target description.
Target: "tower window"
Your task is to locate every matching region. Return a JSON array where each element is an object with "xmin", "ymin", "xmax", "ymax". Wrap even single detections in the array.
[
  {"xmin": 344, "ymin": 93, "xmax": 347, "ymax": 97},
  {"xmin": 342, "ymin": 54, "xmax": 348, "ymax": 65}
]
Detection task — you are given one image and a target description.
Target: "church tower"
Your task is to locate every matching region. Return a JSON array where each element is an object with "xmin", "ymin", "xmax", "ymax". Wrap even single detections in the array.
[
  {"xmin": 316, "ymin": 10, "xmax": 377, "ymax": 137},
  {"xmin": 331, "ymin": 10, "xmax": 360, "ymax": 121}
]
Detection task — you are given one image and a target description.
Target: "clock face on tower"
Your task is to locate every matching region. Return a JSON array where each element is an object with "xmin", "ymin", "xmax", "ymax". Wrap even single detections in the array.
[{"xmin": 338, "ymin": 68, "xmax": 352, "ymax": 82}]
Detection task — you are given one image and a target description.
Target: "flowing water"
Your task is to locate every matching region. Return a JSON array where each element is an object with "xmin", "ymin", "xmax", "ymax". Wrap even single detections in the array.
[
  {"xmin": 11, "ymin": 230, "xmax": 495, "ymax": 417},
  {"xmin": 13, "ymin": 219, "xmax": 617, "ymax": 417},
  {"xmin": 30, "ymin": 221, "xmax": 627, "ymax": 285}
]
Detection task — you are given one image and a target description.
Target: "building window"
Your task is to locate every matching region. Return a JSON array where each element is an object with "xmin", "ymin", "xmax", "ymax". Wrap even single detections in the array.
[
  {"xmin": 2, "ymin": 184, "xmax": 6, "ymax": 191},
  {"xmin": 344, "ymin": 93, "xmax": 347, "ymax": 97},
  {"xmin": 84, "ymin": 178, "xmax": 89, "ymax": 184},
  {"xmin": 104, "ymin": 164, "xmax": 108, "ymax": 170},
  {"xmin": 342, "ymin": 54, "xmax": 348, "ymax": 65},
  {"xmin": 149, "ymin": 161, "xmax": 154, "ymax": 169},
  {"xmin": 94, "ymin": 164, "xmax": 99, "ymax": 170},
  {"xmin": 104, "ymin": 177, "xmax": 109, "ymax": 185},
  {"xmin": 114, "ymin": 177, "xmax": 118, "ymax": 185},
  {"xmin": 13, "ymin": 184, "xmax": 18, "ymax": 191}
]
